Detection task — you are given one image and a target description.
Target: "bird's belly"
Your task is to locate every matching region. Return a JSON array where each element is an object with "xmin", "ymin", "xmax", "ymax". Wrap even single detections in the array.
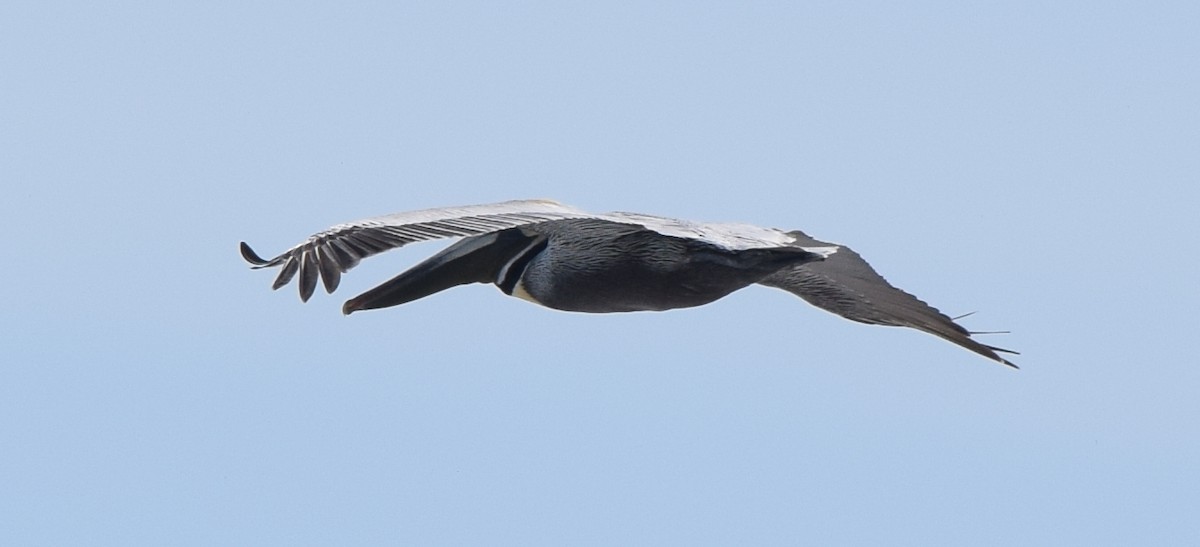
[{"xmin": 525, "ymin": 270, "xmax": 747, "ymax": 313}]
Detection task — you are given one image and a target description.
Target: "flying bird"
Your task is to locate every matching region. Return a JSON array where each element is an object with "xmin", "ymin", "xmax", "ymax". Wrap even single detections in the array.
[{"xmin": 240, "ymin": 199, "xmax": 1017, "ymax": 367}]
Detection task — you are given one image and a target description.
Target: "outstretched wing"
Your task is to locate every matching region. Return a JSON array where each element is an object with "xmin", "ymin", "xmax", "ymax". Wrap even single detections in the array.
[
  {"xmin": 239, "ymin": 199, "xmax": 592, "ymax": 301},
  {"xmin": 759, "ymin": 230, "xmax": 1018, "ymax": 368},
  {"xmin": 241, "ymin": 200, "xmax": 842, "ymax": 302}
]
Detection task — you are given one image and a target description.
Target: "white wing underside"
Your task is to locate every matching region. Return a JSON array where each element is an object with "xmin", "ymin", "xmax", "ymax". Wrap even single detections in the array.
[{"xmin": 340, "ymin": 199, "xmax": 807, "ymax": 251}]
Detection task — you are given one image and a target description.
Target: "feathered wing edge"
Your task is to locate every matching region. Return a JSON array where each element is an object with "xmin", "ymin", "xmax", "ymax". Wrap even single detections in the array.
[
  {"xmin": 239, "ymin": 199, "xmax": 827, "ymax": 302},
  {"xmin": 239, "ymin": 199, "xmax": 592, "ymax": 302},
  {"xmin": 759, "ymin": 230, "xmax": 1018, "ymax": 368}
]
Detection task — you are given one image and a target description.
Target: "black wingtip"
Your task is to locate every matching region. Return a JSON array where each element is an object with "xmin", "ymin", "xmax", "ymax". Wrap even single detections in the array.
[
  {"xmin": 240, "ymin": 242, "xmax": 271, "ymax": 267},
  {"xmin": 988, "ymin": 346, "xmax": 1020, "ymax": 369},
  {"xmin": 973, "ymin": 332, "xmax": 1020, "ymax": 369}
]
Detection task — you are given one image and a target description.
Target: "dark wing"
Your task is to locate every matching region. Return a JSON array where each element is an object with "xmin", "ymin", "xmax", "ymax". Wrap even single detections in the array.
[
  {"xmin": 759, "ymin": 230, "xmax": 1018, "ymax": 368},
  {"xmin": 239, "ymin": 199, "xmax": 591, "ymax": 302}
]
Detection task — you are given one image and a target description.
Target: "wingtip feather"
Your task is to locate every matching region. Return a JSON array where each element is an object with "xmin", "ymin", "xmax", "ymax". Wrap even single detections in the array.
[
  {"xmin": 240, "ymin": 242, "xmax": 271, "ymax": 267},
  {"xmin": 298, "ymin": 251, "xmax": 318, "ymax": 302},
  {"xmin": 993, "ymin": 347, "xmax": 1020, "ymax": 369}
]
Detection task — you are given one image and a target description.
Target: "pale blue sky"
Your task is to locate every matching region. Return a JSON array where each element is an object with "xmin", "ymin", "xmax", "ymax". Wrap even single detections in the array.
[{"xmin": 3, "ymin": 1, "xmax": 1198, "ymax": 545}]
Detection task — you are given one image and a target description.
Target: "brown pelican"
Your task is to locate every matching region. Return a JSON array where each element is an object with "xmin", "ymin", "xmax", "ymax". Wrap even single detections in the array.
[{"xmin": 240, "ymin": 199, "xmax": 1017, "ymax": 367}]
